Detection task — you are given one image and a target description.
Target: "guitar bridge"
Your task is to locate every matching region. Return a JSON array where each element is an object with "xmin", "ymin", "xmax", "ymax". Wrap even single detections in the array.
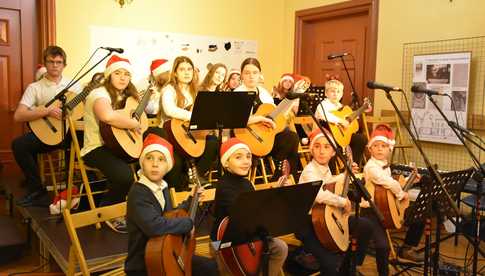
[
  {"xmin": 173, "ymin": 251, "xmax": 185, "ymax": 272},
  {"xmin": 182, "ymin": 125, "xmax": 197, "ymax": 144},
  {"xmin": 43, "ymin": 117, "xmax": 57, "ymax": 133},
  {"xmin": 247, "ymin": 126, "xmax": 263, "ymax": 142},
  {"xmin": 332, "ymin": 212, "xmax": 345, "ymax": 234},
  {"xmin": 124, "ymin": 129, "xmax": 136, "ymax": 143}
]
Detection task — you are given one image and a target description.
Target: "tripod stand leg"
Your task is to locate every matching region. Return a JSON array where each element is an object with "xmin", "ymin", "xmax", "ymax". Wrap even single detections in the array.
[{"xmin": 424, "ymin": 218, "xmax": 431, "ymax": 276}]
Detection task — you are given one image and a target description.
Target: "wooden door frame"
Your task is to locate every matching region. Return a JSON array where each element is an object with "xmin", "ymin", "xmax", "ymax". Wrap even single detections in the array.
[{"xmin": 293, "ymin": 0, "xmax": 379, "ymax": 95}]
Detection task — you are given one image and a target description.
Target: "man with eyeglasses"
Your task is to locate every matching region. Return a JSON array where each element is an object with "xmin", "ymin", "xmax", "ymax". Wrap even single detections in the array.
[{"xmin": 11, "ymin": 45, "xmax": 80, "ymax": 207}]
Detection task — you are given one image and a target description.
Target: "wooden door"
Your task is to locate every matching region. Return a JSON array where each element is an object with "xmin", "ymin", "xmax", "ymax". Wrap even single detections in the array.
[
  {"xmin": 295, "ymin": 0, "xmax": 378, "ymax": 106},
  {"xmin": 0, "ymin": 0, "xmax": 38, "ymax": 171}
]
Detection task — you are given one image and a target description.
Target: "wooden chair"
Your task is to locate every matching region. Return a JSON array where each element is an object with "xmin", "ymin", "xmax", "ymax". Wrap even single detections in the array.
[
  {"xmin": 63, "ymin": 202, "xmax": 127, "ymax": 276},
  {"xmin": 249, "ymin": 157, "xmax": 274, "ymax": 185},
  {"xmin": 291, "ymin": 115, "xmax": 315, "ymax": 170},
  {"xmin": 38, "ymin": 150, "xmax": 64, "ymax": 196},
  {"xmin": 147, "ymin": 117, "xmax": 160, "ymax": 128},
  {"xmin": 169, "ymin": 187, "xmax": 216, "ymax": 258},
  {"xmin": 66, "ymin": 117, "xmax": 106, "ymax": 226},
  {"xmin": 362, "ymin": 113, "xmax": 413, "ymax": 164}
]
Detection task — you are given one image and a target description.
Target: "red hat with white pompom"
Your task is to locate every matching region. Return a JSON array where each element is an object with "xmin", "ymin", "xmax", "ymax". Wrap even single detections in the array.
[
  {"xmin": 105, "ymin": 55, "xmax": 133, "ymax": 78},
  {"xmin": 367, "ymin": 124, "xmax": 396, "ymax": 150},
  {"xmin": 140, "ymin": 134, "xmax": 174, "ymax": 171},
  {"xmin": 150, "ymin": 59, "xmax": 170, "ymax": 77},
  {"xmin": 309, "ymin": 128, "xmax": 335, "ymax": 150},
  {"xmin": 220, "ymin": 138, "xmax": 251, "ymax": 167}
]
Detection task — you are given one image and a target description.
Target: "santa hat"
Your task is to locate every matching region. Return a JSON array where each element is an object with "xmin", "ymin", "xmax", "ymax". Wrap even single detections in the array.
[
  {"xmin": 150, "ymin": 59, "xmax": 169, "ymax": 78},
  {"xmin": 104, "ymin": 55, "xmax": 133, "ymax": 78},
  {"xmin": 49, "ymin": 187, "xmax": 80, "ymax": 215},
  {"xmin": 139, "ymin": 134, "xmax": 174, "ymax": 171},
  {"xmin": 220, "ymin": 138, "xmax": 251, "ymax": 167},
  {"xmin": 309, "ymin": 128, "xmax": 335, "ymax": 150},
  {"xmin": 279, "ymin": 73, "xmax": 294, "ymax": 84},
  {"xmin": 35, "ymin": 64, "xmax": 47, "ymax": 81},
  {"xmin": 293, "ymin": 74, "xmax": 311, "ymax": 93},
  {"xmin": 367, "ymin": 124, "xmax": 396, "ymax": 150}
]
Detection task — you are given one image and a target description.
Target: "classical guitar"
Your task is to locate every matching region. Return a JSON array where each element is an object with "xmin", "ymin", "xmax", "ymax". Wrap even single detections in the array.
[
  {"xmin": 372, "ymin": 166, "xmax": 418, "ymax": 229},
  {"xmin": 164, "ymin": 119, "xmax": 209, "ymax": 158},
  {"xmin": 215, "ymin": 160, "xmax": 289, "ymax": 275},
  {"xmin": 28, "ymin": 75, "xmax": 103, "ymax": 145},
  {"xmin": 99, "ymin": 85, "xmax": 151, "ymax": 159},
  {"xmin": 328, "ymin": 97, "xmax": 371, "ymax": 147},
  {"xmin": 145, "ymin": 161, "xmax": 200, "ymax": 276},
  {"xmin": 311, "ymin": 146, "xmax": 353, "ymax": 252},
  {"xmin": 234, "ymin": 96, "xmax": 300, "ymax": 157}
]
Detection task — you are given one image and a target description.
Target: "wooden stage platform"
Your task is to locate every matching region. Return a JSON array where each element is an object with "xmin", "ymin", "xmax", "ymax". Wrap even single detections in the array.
[{"xmin": 1, "ymin": 173, "xmax": 128, "ymax": 273}]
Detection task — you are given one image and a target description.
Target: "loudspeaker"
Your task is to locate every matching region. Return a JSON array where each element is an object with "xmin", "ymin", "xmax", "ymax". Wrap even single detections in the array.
[{"xmin": 0, "ymin": 215, "xmax": 26, "ymax": 264}]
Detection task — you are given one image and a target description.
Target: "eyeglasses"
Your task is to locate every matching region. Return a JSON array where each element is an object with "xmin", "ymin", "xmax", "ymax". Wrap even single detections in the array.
[{"xmin": 45, "ymin": 60, "xmax": 64, "ymax": 65}]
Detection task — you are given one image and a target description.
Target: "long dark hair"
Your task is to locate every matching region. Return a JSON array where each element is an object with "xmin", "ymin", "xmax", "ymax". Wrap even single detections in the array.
[
  {"xmin": 104, "ymin": 75, "xmax": 139, "ymax": 110},
  {"xmin": 200, "ymin": 63, "xmax": 227, "ymax": 91},
  {"xmin": 167, "ymin": 56, "xmax": 199, "ymax": 108}
]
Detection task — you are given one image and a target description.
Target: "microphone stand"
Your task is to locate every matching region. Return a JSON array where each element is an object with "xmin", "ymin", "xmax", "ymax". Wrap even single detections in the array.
[
  {"xmin": 337, "ymin": 55, "xmax": 360, "ymax": 109},
  {"xmin": 48, "ymin": 49, "xmax": 114, "ymax": 221},
  {"xmin": 311, "ymin": 109, "xmax": 384, "ymax": 276},
  {"xmin": 380, "ymin": 88, "xmax": 462, "ymax": 275},
  {"xmin": 426, "ymin": 94, "xmax": 485, "ymax": 275}
]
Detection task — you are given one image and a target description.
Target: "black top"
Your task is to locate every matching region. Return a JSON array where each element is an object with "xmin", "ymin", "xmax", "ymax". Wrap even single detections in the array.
[
  {"xmin": 125, "ymin": 182, "xmax": 192, "ymax": 274},
  {"xmin": 210, "ymin": 171, "xmax": 255, "ymax": 240}
]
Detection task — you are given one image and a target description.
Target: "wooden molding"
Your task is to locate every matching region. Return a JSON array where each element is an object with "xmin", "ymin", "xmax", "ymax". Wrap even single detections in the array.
[
  {"xmin": 293, "ymin": 0, "xmax": 379, "ymax": 101},
  {"xmin": 39, "ymin": 0, "xmax": 56, "ymax": 49}
]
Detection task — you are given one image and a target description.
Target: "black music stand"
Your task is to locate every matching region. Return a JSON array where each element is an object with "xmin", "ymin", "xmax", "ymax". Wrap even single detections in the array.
[
  {"xmin": 189, "ymin": 91, "xmax": 255, "ymax": 173},
  {"xmin": 189, "ymin": 91, "xmax": 256, "ymax": 131},
  {"xmin": 215, "ymin": 181, "xmax": 322, "ymax": 276},
  {"xmin": 404, "ymin": 168, "xmax": 473, "ymax": 276}
]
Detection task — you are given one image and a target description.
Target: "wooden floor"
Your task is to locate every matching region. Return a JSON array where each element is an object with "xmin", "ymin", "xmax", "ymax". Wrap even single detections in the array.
[{"xmin": 1, "ymin": 171, "xmax": 485, "ymax": 275}]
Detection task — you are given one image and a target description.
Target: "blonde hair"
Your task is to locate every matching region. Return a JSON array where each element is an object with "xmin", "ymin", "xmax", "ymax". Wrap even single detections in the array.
[{"xmin": 325, "ymin": 79, "xmax": 344, "ymax": 94}]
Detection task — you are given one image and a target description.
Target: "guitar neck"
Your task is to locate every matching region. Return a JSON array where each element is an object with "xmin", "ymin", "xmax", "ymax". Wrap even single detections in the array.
[
  {"xmin": 66, "ymin": 86, "xmax": 90, "ymax": 111},
  {"xmin": 268, "ymin": 98, "xmax": 294, "ymax": 119},
  {"xmin": 402, "ymin": 171, "xmax": 418, "ymax": 192},
  {"xmin": 133, "ymin": 86, "xmax": 152, "ymax": 120},
  {"xmin": 347, "ymin": 103, "xmax": 367, "ymax": 122}
]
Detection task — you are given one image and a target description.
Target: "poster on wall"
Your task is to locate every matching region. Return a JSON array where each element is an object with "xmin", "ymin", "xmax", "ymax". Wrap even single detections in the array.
[
  {"xmin": 411, "ymin": 52, "xmax": 471, "ymax": 144},
  {"xmin": 90, "ymin": 26, "xmax": 258, "ymax": 89}
]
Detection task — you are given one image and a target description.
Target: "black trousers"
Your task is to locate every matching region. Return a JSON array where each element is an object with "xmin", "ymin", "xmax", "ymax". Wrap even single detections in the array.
[
  {"xmin": 11, "ymin": 132, "xmax": 64, "ymax": 193},
  {"xmin": 349, "ymin": 132, "xmax": 367, "ymax": 164},
  {"xmin": 404, "ymin": 221, "xmax": 425, "ymax": 247},
  {"xmin": 360, "ymin": 208, "xmax": 390, "ymax": 276},
  {"xmin": 271, "ymin": 128, "xmax": 300, "ymax": 178},
  {"xmin": 82, "ymin": 146, "xmax": 134, "ymax": 206},
  {"xmin": 144, "ymin": 127, "xmax": 218, "ymax": 191},
  {"xmin": 297, "ymin": 215, "xmax": 374, "ymax": 276}
]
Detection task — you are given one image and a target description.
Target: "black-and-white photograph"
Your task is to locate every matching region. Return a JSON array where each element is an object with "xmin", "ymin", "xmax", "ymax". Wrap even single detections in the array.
[
  {"xmin": 451, "ymin": 90, "xmax": 467, "ymax": 111},
  {"xmin": 412, "ymin": 82, "xmax": 427, "ymax": 109},
  {"xmin": 426, "ymin": 64, "xmax": 451, "ymax": 84}
]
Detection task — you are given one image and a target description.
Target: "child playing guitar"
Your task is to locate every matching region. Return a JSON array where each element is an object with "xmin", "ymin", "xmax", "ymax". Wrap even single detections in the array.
[
  {"xmin": 125, "ymin": 134, "xmax": 218, "ymax": 276},
  {"xmin": 211, "ymin": 138, "xmax": 288, "ymax": 276},
  {"xmin": 80, "ymin": 55, "xmax": 140, "ymax": 233},
  {"xmin": 298, "ymin": 128, "xmax": 374, "ymax": 276},
  {"xmin": 314, "ymin": 76, "xmax": 369, "ymax": 164}
]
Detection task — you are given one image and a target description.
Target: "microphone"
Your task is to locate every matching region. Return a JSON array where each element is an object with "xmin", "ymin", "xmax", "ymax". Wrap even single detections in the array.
[
  {"xmin": 100, "ymin": 47, "xmax": 124, "ymax": 54},
  {"xmin": 449, "ymin": 121, "xmax": 477, "ymax": 137},
  {"xmin": 328, "ymin": 52, "xmax": 349, "ymax": 60},
  {"xmin": 367, "ymin": 81, "xmax": 402, "ymax": 91},
  {"xmin": 411, "ymin": 85, "xmax": 445, "ymax": 96}
]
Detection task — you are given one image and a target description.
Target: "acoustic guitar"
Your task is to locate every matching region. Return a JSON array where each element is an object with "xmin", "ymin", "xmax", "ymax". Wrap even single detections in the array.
[
  {"xmin": 28, "ymin": 75, "xmax": 103, "ymax": 145},
  {"xmin": 311, "ymin": 146, "xmax": 353, "ymax": 252},
  {"xmin": 164, "ymin": 119, "xmax": 209, "ymax": 158},
  {"xmin": 99, "ymin": 85, "xmax": 151, "ymax": 159},
  {"xmin": 216, "ymin": 161, "xmax": 289, "ymax": 275},
  {"xmin": 328, "ymin": 98, "xmax": 371, "ymax": 147},
  {"xmin": 371, "ymin": 166, "xmax": 418, "ymax": 229},
  {"xmin": 145, "ymin": 161, "xmax": 200, "ymax": 276},
  {"xmin": 234, "ymin": 97, "xmax": 300, "ymax": 157}
]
